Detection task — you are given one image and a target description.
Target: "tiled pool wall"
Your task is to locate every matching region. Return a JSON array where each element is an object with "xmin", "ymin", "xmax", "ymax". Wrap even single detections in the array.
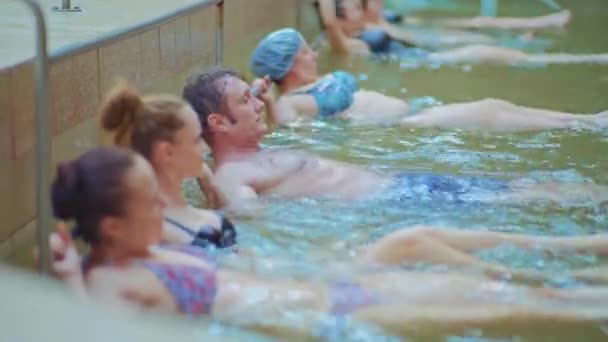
[{"xmin": 0, "ymin": 0, "xmax": 319, "ymax": 266}]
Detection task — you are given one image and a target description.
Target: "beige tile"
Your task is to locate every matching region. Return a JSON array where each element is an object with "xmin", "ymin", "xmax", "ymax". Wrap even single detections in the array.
[
  {"xmin": 0, "ymin": 77, "xmax": 13, "ymax": 239},
  {"xmin": 9, "ymin": 219, "xmax": 36, "ymax": 253},
  {"xmin": 140, "ymin": 28, "xmax": 161, "ymax": 90},
  {"xmin": 0, "ymin": 149, "xmax": 13, "ymax": 241},
  {"xmin": 72, "ymin": 49, "xmax": 100, "ymax": 123},
  {"xmin": 8, "ymin": 150, "xmax": 36, "ymax": 230},
  {"xmin": 49, "ymin": 58, "xmax": 75, "ymax": 136},
  {"xmin": 10, "ymin": 63, "xmax": 35, "ymax": 159},
  {"xmin": 160, "ymin": 19, "xmax": 177, "ymax": 76},
  {"xmin": 99, "ymin": 34, "xmax": 142, "ymax": 95},
  {"xmin": 9, "ymin": 219, "xmax": 37, "ymax": 269},
  {"xmin": 298, "ymin": 0, "xmax": 323, "ymax": 40},
  {"xmin": 223, "ymin": 0, "xmax": 246, "ymax": 45},
  {"xmin": 175, "ymin": 16, "xmax": 192, "ymax": 72},
  {"xmin": 51, "ymin": 116, "xmax": 99, "ymax": 170},
  {"xmin": 0, "ymin": 70, "xmax": 11, "ymax": 163},
  {"xmin": 189, "ymin": 8, "xmax": 216, "ymax": 64},
  {"xmin": 0, "ymin": 239, "xmax": 12, "ymax": 260},
  {"xmin": 223, "ymin": 0, "xmax": 300, "ymax": 73}
]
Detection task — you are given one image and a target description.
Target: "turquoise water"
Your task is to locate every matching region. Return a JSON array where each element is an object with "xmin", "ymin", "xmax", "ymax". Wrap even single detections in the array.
[
  {"xmin": 217, "ymin": 0, "xmax": 608, "ymax": 271},
  {"xmin": 186, "ymin": 0, "xmax": 608, "ymax": 339}
]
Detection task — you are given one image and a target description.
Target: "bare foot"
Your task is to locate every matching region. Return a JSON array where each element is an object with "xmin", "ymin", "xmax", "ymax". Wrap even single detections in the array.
[
  {"xmin": 593, "ymin": 111, "xmax": 608, "ymax": 128},
  {"xmin": 550, "ymin": 9, "xmax": 572, "ymax": 28}
]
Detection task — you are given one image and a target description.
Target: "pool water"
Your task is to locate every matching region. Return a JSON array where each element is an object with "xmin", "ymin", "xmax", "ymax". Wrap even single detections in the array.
[{"xmin": 189, "ymin": 0, "xmax": 608, "ymax": 339}]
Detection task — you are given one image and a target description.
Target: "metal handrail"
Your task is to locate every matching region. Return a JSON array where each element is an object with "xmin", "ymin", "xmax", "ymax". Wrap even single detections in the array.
[
  {"xmin": 10, "ymin": 0, "xmax": 52, "ymax": 274},
  {"xmin": 51, "ymin": 0, "xmax": 221, "ymax": 61},
  {"xmin": 52, "ymin": 0, "xmax": 81, "ymax": 12},
  {"xmin": 5, "ymin": 0, "xmax": 226, "ymax": 274},
  {"xmin": 215, "ymin": 0, "xmax": 224, "ymax": 64}
]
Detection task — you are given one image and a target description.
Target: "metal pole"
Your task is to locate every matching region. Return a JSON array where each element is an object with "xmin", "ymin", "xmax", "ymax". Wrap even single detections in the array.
[
  {"xmin": 52, "ymin": 0, "xmax": 81, "ymax": 12},
  {"xmin": 12, "ymin": 0, "xmax": 52, "ymax": 274},
  {"xmin": 215, "ymin": 0, "xmax": 224, "ymax": 65}
]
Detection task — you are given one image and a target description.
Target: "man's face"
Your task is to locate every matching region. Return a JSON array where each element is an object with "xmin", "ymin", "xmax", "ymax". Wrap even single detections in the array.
[{"xmin": 216, "ymin": 76, "xmax": 268, "ymax": 144}]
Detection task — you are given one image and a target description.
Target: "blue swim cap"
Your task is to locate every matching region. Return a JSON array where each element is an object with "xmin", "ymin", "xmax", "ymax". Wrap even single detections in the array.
[{"xmin": 250, "ymin": 28, "xmax": 304, "ymax": 81}]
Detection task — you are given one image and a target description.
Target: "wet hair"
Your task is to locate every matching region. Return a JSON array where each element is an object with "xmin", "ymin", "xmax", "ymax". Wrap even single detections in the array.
[
  {"xmin": 51, "ymin": 146, "xmax": 135, "ymax": 244},
  {"xmin": 100, "ymin": 82, "xmax": 188, "ymax": 160},
  {"xmin": 182, "ymin": 66, "xmax": 240, "ymax": 143}
]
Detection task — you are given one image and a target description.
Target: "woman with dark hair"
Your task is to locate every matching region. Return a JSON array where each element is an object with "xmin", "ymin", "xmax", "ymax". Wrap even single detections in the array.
[{"xmin": 48, "ymin": 146, "xmax": 608, "ymax": 338}]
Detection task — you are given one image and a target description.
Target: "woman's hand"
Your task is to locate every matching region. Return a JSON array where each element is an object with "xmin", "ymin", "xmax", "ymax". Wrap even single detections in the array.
[
  {"xmin": 49, "ymin": 224, "xmax": 82, "ymax": 280},
  {"xmin": 251, "ymin": 76, "xmax": 274, "ymax": 104}
]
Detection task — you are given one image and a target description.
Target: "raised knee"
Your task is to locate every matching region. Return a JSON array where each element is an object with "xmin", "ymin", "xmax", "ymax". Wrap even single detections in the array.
[
  {"xmin": 377, "ymin": 227, "xmax": 429, "ymax": 249},
  {"xmin": 477, "ymin": 98, "xmax": 514, "ymax": 110},
  {"xmin": 409, "ymin": 226, "xmax": 444, "ymax": 239},
  {"xmin": 480, "ymin": 98, "xmax": 505, "ymax": 106}
]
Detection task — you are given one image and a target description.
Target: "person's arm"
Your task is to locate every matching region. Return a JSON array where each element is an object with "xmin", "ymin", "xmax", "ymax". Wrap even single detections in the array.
[
  {"xmin": 271, "ymin": 97, "xmax": 301, "ymax": 125},
  {"xmin": 317, "ymin": 0, "xmax": 351, "ymax": 54},
  {"xmin": 250, "ymin": 76, "xmax": 295, "ymax": 126},
  {"xmin": 48, "ymin": 226, "xmax": 88, "ymax": 300},
  {"xmin": 87, "ymin": 267, "xmax": 174, "ymax": 315},
  {"xmin": 213, "ymin": 152, "xmax": 313, "ymax": 215},
  {"xmin": 197, "ymin": 162, "xmax": 224, "ymax": 209},
  {"xmin": 251, "ymin": 76, "xmax": 275, "ymax": 120}
]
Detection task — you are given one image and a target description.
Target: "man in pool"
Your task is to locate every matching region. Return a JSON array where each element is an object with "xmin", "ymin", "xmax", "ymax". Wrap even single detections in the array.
[{"xmin": 182, "ymin": 66, "xmax": 608, "ymax": 213}]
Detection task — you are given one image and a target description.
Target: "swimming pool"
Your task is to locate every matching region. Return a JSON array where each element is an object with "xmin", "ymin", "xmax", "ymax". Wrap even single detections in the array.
[{"xmin": 184, "ymin": 0, "xmax": 608, "ymax": 339}]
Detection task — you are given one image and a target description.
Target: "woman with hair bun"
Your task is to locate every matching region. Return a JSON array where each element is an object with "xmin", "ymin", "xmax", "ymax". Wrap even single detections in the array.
[
  {"xmin": 98, "ymin": 82, "xmax": 236, "ymax": 250},
  {"xmin": 47, "ymin": 146, "xmax": 608, "ymax": 338}
]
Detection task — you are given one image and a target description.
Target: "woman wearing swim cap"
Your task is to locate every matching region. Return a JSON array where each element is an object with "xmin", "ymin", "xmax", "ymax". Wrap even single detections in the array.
[{"xmin": 249, "ymin": 27, "xmax": 608, "ymax": 131}]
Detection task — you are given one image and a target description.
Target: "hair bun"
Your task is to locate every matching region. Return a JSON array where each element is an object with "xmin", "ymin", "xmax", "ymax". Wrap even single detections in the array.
[
  {"xmin": 100, "ymin": 82, "xmax": 144, "ymax": 145},
  {"xmin": 51, "ymin": 161, "xmax": 82, "ymax": 220}
]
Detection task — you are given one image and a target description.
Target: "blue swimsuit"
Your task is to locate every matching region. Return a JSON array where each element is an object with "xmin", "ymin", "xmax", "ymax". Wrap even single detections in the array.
[
  {"xmin": 357, "ymin": 27, "xmax": 430, "ymax": 60},
  {"xmin": 390, "ymin": 172, "xmax": 509, "ymax": 204},
  {"xmin": 291, "ymin": 71, "xmax": 359, "ymax": 118}
]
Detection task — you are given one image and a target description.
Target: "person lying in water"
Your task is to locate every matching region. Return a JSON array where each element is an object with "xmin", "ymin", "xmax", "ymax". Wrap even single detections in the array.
[
  {"xmin": 360, "ymin": 0, "xmax": 553, "ymax": 48},
  {"xmin": 182, "ymin": 66, "xmax": 608, "ymax": 214},
  {"xmin": 100, "ymin": 82, "xmax": 236, "ymax": 250},
  {"xmin": 314, "ymin": 0, "xmax": 502, "ymax": 48},
  {"xmin": 48, "ymin": 147, "xmax": 608, "ymax": 339},
  {"xmin": 96, "ymin": 82, "xmax": 608, "ymax": 284},
  {"xmin": 248, "ymin": 28, "xmax": 608, "ymax": 129},
  {"xmin": 317, "ymin": 0, "xmax": 608, "ymax": 65},
  {"xmin": 401, "ymin": 6, "xmax": 573, "ymax": 31}
]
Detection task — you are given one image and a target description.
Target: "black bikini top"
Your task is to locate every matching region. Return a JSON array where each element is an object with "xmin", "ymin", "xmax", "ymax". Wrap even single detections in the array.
[{"xmin": 164, "ymin": 212, "xmax": 237, "ymax": 249}]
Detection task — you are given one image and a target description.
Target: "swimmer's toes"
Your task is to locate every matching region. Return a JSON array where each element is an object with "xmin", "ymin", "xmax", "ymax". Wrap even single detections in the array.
[{"xmin": 593, "ymin": 111, "xmax": 608, "ymax": 128}]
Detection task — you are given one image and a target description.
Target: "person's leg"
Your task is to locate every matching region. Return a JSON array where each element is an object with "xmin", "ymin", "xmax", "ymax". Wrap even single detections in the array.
[
  {"xmin": 428, "ymin": 44, "xmax": 528, "ymax": 64},
  {"xmin": 505, "ymin": 181, "xmax": 608, "ymax": 206},
  {"xmin": 428, "ymin": 44, "xmax": 608, "ymax": 65},
  {"xmin": 430, "ymin": 9, "xmax": 571, "ymax": 30},
  {"xmin": 355, "ymin": 302, "xmax": 608, "ymax": 339},
  {"xmin": 571, "ymin": 267, "xmax": 608, "ymax": 285},
  {"xmin": 399, "ymin": 98, "xmax": 589, "ymax": 131},
  {"xmin": 405, "ymin": 226, "xmax": 608, "ymax": 255},
  {"xmin": 362, "ymin": 228, "xmax": 549, "ymax": 282},
  {"xmin": 354, "ymin": 271, "xmax": 608, "ymax": 339},
  {"xmin": 525, "ymin": 52, "xmax": 608, "ymax": 64}
]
